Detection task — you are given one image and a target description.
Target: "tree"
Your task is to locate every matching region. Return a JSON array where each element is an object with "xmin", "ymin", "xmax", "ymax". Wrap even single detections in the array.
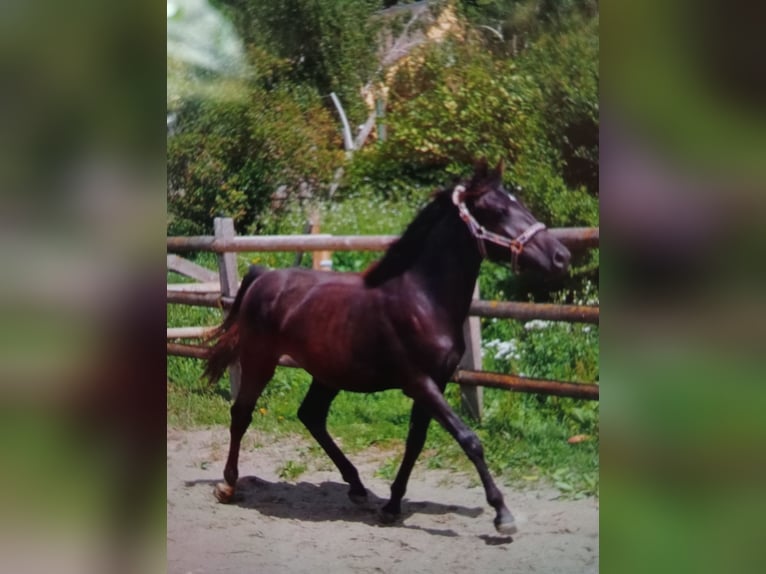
[
  {"xmin": 217, "ymin": 0, "xmax": 382, "ymax": 124},
  {"xmin": 167, "ymin": 86, "xmax": 344, "ymax": 235}
]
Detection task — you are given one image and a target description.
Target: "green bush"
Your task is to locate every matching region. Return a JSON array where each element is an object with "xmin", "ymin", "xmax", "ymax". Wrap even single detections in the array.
[
  {"xmin": 479, "ymin": 272, "xmax": 599, "ymax": 443},
  {"xmin": 257, "ymin": 190, "xmax": 418, "ymax": 273},
  {"xmin": 515, "ymin": 14, "xmax": 599, "ymax": 195},
  {"xmin": 348, "ymin": 19, "xmax": 598, "ymax": 228},
  {"xmin": 169, "ymin": 3, "xmax": 598, "ymax": 237},
  {"xmin": 217, "ymin": 0, "xmax": 382, "ymax": 125},
  {"xmin": 167, "ymin": 85, "xmax": 344, "ymax": 236},
  {"xmin": 382, "ymin": 38, "xmax": 542, "ymax": 172}
]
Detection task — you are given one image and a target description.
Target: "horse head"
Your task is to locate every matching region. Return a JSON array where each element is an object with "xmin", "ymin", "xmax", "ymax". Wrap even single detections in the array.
[{"xmin": 453, "ymin": 159, "xmax": 571, "ymax": 274}]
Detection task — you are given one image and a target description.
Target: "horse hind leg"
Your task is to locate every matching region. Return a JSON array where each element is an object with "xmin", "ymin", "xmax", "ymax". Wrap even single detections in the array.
[
  {"xmin": 297, "ymin": 379, "xmax": 367, "ymax": 503},
  {"xmin": 380, "ymin": 402, "xmax": 432, "ymax": 522},
  {"xmin": 214, "ymin": 350, "xmax": 277, "ymax": 503}
]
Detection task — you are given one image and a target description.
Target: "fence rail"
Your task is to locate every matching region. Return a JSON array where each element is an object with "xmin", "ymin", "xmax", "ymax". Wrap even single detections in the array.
[
  {"xmin": 167, "ymin": 218, "xmax": 600, "ymax": 418},
  {"xmin": 167, "ymin": 342, "xmax": 599, "ymax": 401},
  {"xmin": 167, "ymin": 227, "xmax": 598, "ymax": 254},
  {"xmin": 166, "ymin": 290, "xmax": 599, "ymax": 325}
]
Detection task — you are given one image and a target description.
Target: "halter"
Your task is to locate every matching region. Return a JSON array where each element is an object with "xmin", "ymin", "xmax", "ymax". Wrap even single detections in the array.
[{"xmin": 452, "ymin": 185, "xmax": 547, "ymax": 272}]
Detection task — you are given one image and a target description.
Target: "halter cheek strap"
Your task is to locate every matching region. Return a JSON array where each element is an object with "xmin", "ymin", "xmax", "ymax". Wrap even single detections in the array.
[{"xmin": 452, "ymin": 185, "xmax": 547, "ymax": 271}]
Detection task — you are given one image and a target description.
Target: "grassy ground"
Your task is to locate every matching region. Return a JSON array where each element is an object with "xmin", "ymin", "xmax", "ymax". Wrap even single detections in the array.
[{"xmin": 168, "ymin": 258, "xmax": 599, "ymax": 498}]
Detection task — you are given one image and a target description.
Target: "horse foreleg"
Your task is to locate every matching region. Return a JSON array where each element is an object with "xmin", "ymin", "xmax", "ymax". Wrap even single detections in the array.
[
  {"xmin": 214, "ymin": 354, "xmax": 276, "ymax": 504},
  {"xmin": 410, "ymin": 378, "xmax": 517, "ymax": 534},
  {"xmin": 297, "ymin": 379, "xmax": 367, "ymax": 503},
  {"xmin": 380, "ymin": 402, "xmax": 432, "ymax": 522}
]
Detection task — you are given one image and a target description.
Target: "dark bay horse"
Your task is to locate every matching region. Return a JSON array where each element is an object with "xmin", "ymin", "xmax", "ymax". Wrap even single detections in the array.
[{"xmin": 203, "ymin": 161, "xmax": 570, "ymax": 533}]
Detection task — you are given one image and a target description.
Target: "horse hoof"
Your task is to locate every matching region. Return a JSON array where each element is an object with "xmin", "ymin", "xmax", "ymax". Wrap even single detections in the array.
[
  {"xmin": 378, "ymin": 508, "xmax": 401, "ymax": 525},
  {"xmin": 348, "ymin": 491, "xmax": 368, "ymax": 505},
  {"xmin": 494, "ymin": 517, "xmax": 518, "ymax": 535},
  {"xmin": 214, "ymin": 482, "xmax": 235, "ymax": 503}
]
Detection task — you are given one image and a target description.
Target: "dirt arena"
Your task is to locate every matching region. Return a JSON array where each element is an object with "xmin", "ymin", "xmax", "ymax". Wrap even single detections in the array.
[{"xmin": 168, "ymin": 428, "xmax": 598, "ymax": 574}]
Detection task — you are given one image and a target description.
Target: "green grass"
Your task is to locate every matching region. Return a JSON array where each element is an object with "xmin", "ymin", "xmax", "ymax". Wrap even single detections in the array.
[{"xmin": 278, "ymin": 459, "xmax": 308, "ymax": 481}]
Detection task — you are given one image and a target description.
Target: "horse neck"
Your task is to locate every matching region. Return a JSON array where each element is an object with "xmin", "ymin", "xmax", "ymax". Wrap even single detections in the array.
[{"xmin": 408, "ymin": 210, "xmax": 483, "ymax": 324}]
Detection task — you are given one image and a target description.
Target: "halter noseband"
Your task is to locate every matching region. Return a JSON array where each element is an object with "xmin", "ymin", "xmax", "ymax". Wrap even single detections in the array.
[{"xmin": 452, "ymin": 185, "xmax": 547, "ymax": 272}]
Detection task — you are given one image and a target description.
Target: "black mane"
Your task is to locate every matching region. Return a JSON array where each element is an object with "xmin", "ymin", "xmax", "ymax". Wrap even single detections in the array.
[{"xmin": 362, "ymin": 189, "xmax": 455, "ymax": 287}]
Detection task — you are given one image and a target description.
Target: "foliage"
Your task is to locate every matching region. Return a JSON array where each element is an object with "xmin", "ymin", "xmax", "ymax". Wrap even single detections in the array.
[
  {"xmin": 458, "ymin": 0, "xmax": 599, "ymax": 38},
  {"xmin": 452, "ymin": 3, "xmax": 600, "ymax": 196},
  {"xmin": 475, "ymin": 275, "xmax": 599, "ymax": 496},
  {"xmin": 257, "ymin": 190, "xmax": 418, "ymax": 273},
  {"xmin": 517, "ymin": 14, "xmax": 599, "ymax": 195},
  {"xmin": 167, "ymin": 85, "xmax": 344, "ymax": 236},
  {"xmin": 348, "ymin": 14, "xmax": 598, "ymax": 229},
  {"xmin": 480, "ymin": 288, "xmax": 599, "ymax": 382},
  {"xmin": 168, "ymin": 1, "xmax": 598, "ymax": 238},
  {"xmin": 217, "ymin": 0, "xmax": 382, "ymax": 124},
  {"xmin": 383, "ymin": 39, "xmax": 540, "ymax": 169},
  {"xmin": 278, "ymin": 459, "xmax": 308, "ymax": 481}
]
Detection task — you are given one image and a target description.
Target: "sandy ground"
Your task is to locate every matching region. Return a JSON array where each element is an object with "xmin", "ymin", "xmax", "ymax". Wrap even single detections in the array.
[{"xmin": 167, "ymin": 428, "xmax": 598, "ymax": 574}]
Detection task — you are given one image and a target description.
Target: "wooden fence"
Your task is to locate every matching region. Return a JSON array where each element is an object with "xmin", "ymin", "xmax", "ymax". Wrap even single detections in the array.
[{"xmin": 167, "ymin": 218, "xmax": 599, "ymax": 419}]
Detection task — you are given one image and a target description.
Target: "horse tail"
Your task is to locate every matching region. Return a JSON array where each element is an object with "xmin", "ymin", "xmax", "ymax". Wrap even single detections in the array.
[{"xmin": 203, "ymin": 265, "xmax": 268, "ymax": 384}]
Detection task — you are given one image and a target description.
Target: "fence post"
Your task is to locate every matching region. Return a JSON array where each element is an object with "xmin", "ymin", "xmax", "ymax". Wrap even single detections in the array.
[
  {"xmin": 214, "ymin": 217, "xmax": 241, "ymax": 399},
  {"xmin": 459, "ymin": 282, "xmax": 483, "ymax": 420},
  {"xmin": 308, "ymin": 210, "xmax": 333, "ymax": 271}
]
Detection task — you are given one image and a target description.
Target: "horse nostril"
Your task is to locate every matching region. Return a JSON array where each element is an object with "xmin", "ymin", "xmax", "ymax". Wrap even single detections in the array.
[{"xmin": 553, "ymin": 248, "xmax": 571, "ymax": 270}]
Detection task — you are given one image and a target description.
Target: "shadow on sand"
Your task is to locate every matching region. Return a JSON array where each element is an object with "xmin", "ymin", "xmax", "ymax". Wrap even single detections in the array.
[{"xmin": 183, "ymin": 476, "xmax": 511, "ymax": 542}]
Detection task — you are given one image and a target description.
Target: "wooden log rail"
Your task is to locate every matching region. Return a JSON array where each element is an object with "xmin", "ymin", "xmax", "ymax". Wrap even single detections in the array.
[
  {"xmin": 470, "ymin": 300, "xmax": 599, "ymax": 324},
  {"xmin": 167, "ymin": 343, "xmax": 598, "ymax": 401},
  {"xmin": 166, "ymin": 290, "xmax": 599, "ymax": 325},
  {"xmin": 452, "ymin": 370, "xmax": 599, "ymax": 400},
  {"xmin": 166, "ymin": 227, "xmax": 599, "ymax": 254}
]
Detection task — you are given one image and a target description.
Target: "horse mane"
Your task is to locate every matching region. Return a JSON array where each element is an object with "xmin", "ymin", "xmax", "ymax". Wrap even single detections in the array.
[{"xmin": 363, "ymin": 189, "xmax": 455, "ymax": 287}]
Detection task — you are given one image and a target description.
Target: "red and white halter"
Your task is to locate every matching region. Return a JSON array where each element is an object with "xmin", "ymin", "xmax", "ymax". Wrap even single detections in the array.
[{"xmin": 452, "ymin": 185, "xmax": 546, "ymax": 272}]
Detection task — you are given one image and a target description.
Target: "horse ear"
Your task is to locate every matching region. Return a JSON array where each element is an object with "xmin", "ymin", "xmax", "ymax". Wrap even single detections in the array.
[{"xmin": 495, "ymin": 158, "xmax": 505, "ymax": 179}]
